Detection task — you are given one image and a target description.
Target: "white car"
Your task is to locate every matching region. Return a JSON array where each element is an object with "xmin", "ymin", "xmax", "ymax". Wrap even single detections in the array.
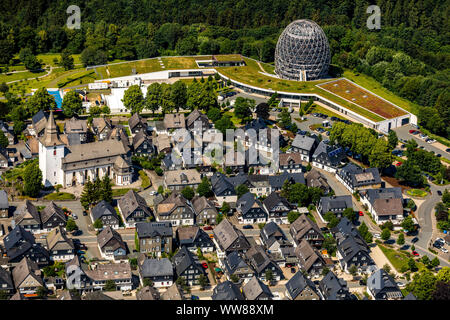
[
  {"xmin": 427, "ymin": 139, "xmax": 436, "ymax": 144},
  {"xmin": 441, "ymin": 247, "xmax": 448, "ymax": 253},
  {"xmin": 373, "ymin": 233, "xmax": 381, "ymax": 239},
  {"xmin": 419, "ymin": 134, "xmax": 428, "ymax": 139},
  {"xmin": 149, "ymin": 191, "xmax": 158, "ymax": 196}
]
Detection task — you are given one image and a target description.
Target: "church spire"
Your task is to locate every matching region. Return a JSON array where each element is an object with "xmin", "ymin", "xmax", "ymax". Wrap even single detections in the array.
[{"xmin": 41, "ymin": 110, "xmax": 65, "ymax": 147}]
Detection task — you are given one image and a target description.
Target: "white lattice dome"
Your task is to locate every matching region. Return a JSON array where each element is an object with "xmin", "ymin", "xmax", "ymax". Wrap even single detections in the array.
[{"xmin": 275, "ymin": 19, "xmax": 330, "ymax": 81}]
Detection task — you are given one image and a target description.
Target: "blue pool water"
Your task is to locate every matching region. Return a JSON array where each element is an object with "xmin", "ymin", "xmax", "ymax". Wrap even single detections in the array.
[{"xmin": 48, "ymin": 90, "xmax": 63, "ymax": 110}]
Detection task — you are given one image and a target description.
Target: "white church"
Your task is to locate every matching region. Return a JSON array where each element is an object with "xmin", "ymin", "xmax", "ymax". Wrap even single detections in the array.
[{"xmin": 39, "ymin": 111, "xmax": 133, "ymax": 188}]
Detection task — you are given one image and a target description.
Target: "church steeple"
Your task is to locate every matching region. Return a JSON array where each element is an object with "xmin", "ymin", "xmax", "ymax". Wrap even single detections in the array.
[{"xmin": 41, "ymin": 110, "xmax": 65, "ymax": 147}]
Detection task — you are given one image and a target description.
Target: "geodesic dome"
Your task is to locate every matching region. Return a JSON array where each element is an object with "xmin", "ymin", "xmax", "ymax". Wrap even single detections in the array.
[{"xmin": 275, "ymin": 19, "xmax": 330, "ymax": 81}]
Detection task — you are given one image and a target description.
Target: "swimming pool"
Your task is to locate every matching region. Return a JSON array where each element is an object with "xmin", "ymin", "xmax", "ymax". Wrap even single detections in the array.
[{"xmin": 48, "ymin": 90, "xmax": 63, "ymax": 110}]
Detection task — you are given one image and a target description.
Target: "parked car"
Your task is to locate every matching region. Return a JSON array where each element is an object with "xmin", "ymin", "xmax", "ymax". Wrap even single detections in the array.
[
  {"xmin": 72, "ymin": 213, "xmax": 78, "ymax": 220},
  {"xmin": 436, "ymin": 238, "xmax": 445, "ymax": 245},
  {"xmin": 395, "ymin": 162, "xmax": 403, "ymax": 166},
  {"xmin": 201, "ymin": 262, "xmax": 208, "ymax": 269},
  {"xmin": 320, "ymin": 227, "xmax": 328, "ymax": 232},
  {"xmin": 82, "ymin": 211, "xmax": 87, "ymax": 216},
  {"xmin": 373, "ymin": 233, "xmax": 381, "ymax": 239},
  {"xmin": 411, "ymin": 237, "xmax": 419, "ymax": 243},
  {"xmin": 433, "ymin": 241, "xmax": 442, "ymax": 249},
  {"xmin": 191, "ymin": 295, "xmax": 199, "ymax": 300},
  {"xmin": 203, "ymin": 225, "xmax": 213, "ymax": 231},
  {"xmin": 412, "ymin": 251, "xmax": 419, "ymax": 256},
  {"xmin": 358, "ymin": 211, "xmax": 364, "ymax": 216},
  {"xmin": 149, "ymin": 191, "xmax": 158, "ymax": 196},
  {"xmin": 290, "ymin": 268, "xmax": 296, "ymax": 274},
  {"xmin": 446, "ymin": 148, "xmax": 450, "ymax": 153},
  {"xmin": 441, "ymin": 247, "xmax": 448, "ymax": 253},
  {"xmin": 436, "ymin": 154, "xmax": 441, "ymax": 157},
  {"xmin": 427, "ymin": 139, "xmax": 436, "ymax": 144},
  {"xmin": 243, "ymin": 225, "xmax": 253, "ymax": 229},
  {"xmin": 437, "ymin": 190, "xmax": 442, "ymax": 196}
]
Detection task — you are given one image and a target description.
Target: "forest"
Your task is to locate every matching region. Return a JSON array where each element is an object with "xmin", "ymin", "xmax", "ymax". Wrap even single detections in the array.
[{"xmin": 0, "ymin": 0, "xmax": 448, "ymax": 138}]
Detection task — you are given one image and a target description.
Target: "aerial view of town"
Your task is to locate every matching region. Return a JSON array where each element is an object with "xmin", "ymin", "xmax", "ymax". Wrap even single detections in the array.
[{"xmin": 0, "ymin": 0, "xmax": 449, "ymax": 305}]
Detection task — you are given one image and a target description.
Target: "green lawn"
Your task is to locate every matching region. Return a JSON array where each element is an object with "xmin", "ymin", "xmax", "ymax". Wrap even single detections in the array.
[
  {"xmin": 112, "ymin": 188, "xmax": 138, "ymax": 197},
  {"xmin": 139, "ymin": 170, "xmax": 151, "ymax": 189},
  {"xmin": 406, "ymin": 189, "xmax": 428, "ymax": 197},
  {"xmin": 44, "ymin": 192, "xmax": 76, "ymax": 200},
  {"xmin": 378, "ymin": 243, "xmax": 411, "ymax": 272},
  {"xmin": 0, "ymin": 70, "xmax": 47, "ymax": 84}
]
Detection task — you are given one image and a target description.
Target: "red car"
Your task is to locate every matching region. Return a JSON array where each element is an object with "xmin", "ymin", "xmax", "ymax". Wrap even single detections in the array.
[
  {"xmin": 358, "ymin": 211, "xmax": 364, "ymax": 216},
  {"xmin": 395, "ymin": 162, "xmax": 402, "ymax": 166},
  {"xmin": 201, "ymin": 262, "xmax": 208, "ymax": 269},
  {"xmin": 203, "ymin": 225, "xmax": 213, "ymax": 231},
  {"xmin": 409, "ymin": 129, "xmax": 416, "ymax": 134},
  {"xmin": 412, "ymin": 251, "xmax": 419, "ymax": 256}
]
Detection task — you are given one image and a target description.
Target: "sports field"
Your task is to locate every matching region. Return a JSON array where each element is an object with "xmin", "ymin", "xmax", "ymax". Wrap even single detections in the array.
[{"xmin": 318, "ymin": 78, "xmax": 407, "ymax": 119}]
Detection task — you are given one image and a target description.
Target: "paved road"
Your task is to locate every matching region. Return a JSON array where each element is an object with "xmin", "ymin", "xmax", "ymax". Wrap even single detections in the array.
[{"xmin": 393, "ymin": 124, "xmax": 450, "ymax": 161}]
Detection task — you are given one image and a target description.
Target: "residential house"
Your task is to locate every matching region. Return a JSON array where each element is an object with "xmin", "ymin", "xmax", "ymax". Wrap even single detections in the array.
[
  {"xmin": 290, "ymin": 134, "xmax": 318, "ymax": 162},
  {"xmin": 0, "ymin": 267, "xmax": 14, "ymax": 296},
  {"xmin": 30, "ymin": 110, "xmax": 48, "ymax": 137},
  {"xmin": 161, "ymin": 283, "xmax": 184, "ymax": 300},
  {"xmin": 290, "ymin": 214, "xmax": 324, "ymax": 247},
  {"xmin": 242, "ymin": 275, "xmax": 273, "ymax": 300},
  {"xmin": 91, "ymin": 200, "xmax": 120, "ymax": 229},
  {"xmin": 311, "ymin": 141, "xmax": 346, "ymax": 173},
  {"xmin": 0, "ymin": 121, "xmax": 15, "ymax": 145},
  {"xmin": 164, "ymin": 169, "xmax": 201, "ymax": 191},
  {"xmin": 64, "ymin": 117, "xmax": 88, "ymax": 144},
  {"xmin": 317, "ymin": 195, "xmax": 353, "ymax": 220},
  {"xmin": 336, "ymin": 163, "xmax": 382, "ymax": 193},
  {"xmin": 263, "ymin": 192, "xmax": 291, "ymax": 224},
  {"xmin": 136, "ymin": 222, "xmax": 173, "ymax": 257},
  {"xmin": 46, "ymin": 226, "xmax": 75, "ymax": 261},
  {"xmin": 213, "ymin": 219, "xmax": 251, "ymax": 258},
  {"xmin": 318, "ymin": 271, "xmax": 353, "ymax": 300},
  {"xmin": 176, "ymin": 226, "xmax": 214, "ymax": 253},
  {"xmin": 367, "ymin": 269, "xmax": 403, "ymax": 300},
  {"xmin": 40, "ymin": 201, "xmax": 67, "ymax": 232},
  {"xmin": 91, "ymin": 117, "xmax": 113, "ymax": 141},
  {"xmin": 163, "ymin": 113, "xmax": 186, "ymax": 134},
  {"xmin": 360, "ymin": 188, "xmax": 405, "ymax": 225},
  {"xmin": 84, "ymin": 262, "xmax": 132, "ymax": 291},
  {"xmin": 13, "ymin": 200, "xmax": 41, "ymax": 234},
  {"xmin": 223, "ymin": 151, "xmax": 245, "ymax": 174},
  {"xmin": 279, "ymin": 153, "xmax": 302, "ymax": 173},
  {"xmin": 245, "ymin": 245, "xmax": 283, "ymax": 281},
  {"xmin": 0, "ymin": 190, "xmax": 9, "ymax": 218},
  {"xmin": 185, "ymin": 109, "xmax": 210, "ymax": 133},
  {"xmin": 155, "ymin": 192, "xmax": 195, "ymax": 226},
  {"xmin": 268, "ymin": 172, "xmax": 305, "ymax": 192},
  {"xmin": 260, "ymin": 222, "xmax": 287, "ymax": 247},
  {"xmin": 172, "ymin": 246, "xmax": 205, "ymax": 286},
  {"xmin": 97, "ymin": 226, "xmax": 127, "ymax": 260},
  {"xmin": 161, "ymin": 153, "xmax": 182, "ymax": 171},
  {"xmin": 136, "ymin": 286, "xmax": 160, "ymax": 300},
  {"xmin": 118, "ymin": 190, "xmax": 153, "ymax": 228},
  {"xmin": 12, "ymin": 257, "xmax": 45, "ymax": 297},
  {"xmin": 65, "ymin": 256, "xmax": 90, "ymax": 291},
  {"xmin": 191, "ymin": 196, "xmax": 218, "ymax": 225},
  {"xmin": 236, "ymin": 192, "xmax": 268, "ymax": 224},
  {"xmin": 285, "ymin": 271, "xmax": 320, "ymax": 300},
  {"xmin": 139, "ymin": 258, "xmax": 173, "ymax": 288},
  {"xmin": 247, "ymin": 175, "xmax": 272, "ymax": 197},
  {"xmin": 222, "ymin": 251, "xmax": 254, "ymax": 282},
  {"xmin": 295, "ymin": 239, "xmax": 326, "ymax": 277},
  {"xmin": 155, "ymin": 134, "xmax": 172, "ymax": 154},
  {"xmin": 0, "ymin": 150, "xmax": 8, "ymax": 168},
  {"xmin": 128, "ymin": 113, "xmax": 147, "ymax": 135},
  {"xmin": 2, "ymin": 226, "xmax": 49, "ymax": 266},
  {"xmin": 211, "ymin": 172, "xmax": 237, "ymax": 206},
  {"xmin": 132, "ymin": 130, "xmax": 154, "ymax": 157},
  {"xmin": 212, "ymin": 280, "xmax": 244, "ymax": 300},
  {"xmin": 305, "ymin": 169, "xmax": 331, "ymax": 194}
]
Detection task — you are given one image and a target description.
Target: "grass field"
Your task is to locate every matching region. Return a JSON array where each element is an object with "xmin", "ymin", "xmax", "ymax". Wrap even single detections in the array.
[
  {"xmin": 406, "ymin": 189, "xmax": 428, "ymax": 197},
  {"xmin": 318, "ymin": 79, "xmax": 407, "ymax": 119},
  {"xmin": 0, "ymin": 70, "xmax": 47, "ymax": 84},
  {"xmin": 44, "ymin": 192, "xmax": 76, "ymax": 200}
]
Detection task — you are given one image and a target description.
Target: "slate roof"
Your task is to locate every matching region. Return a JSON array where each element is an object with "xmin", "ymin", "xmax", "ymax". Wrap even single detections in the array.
[
  {"xmin": 136, "ymin": 286, "xmax": 160, "ymax": 300},
  {"xmin": 14, "ymin": 200, "xmax": 41, "ymax": 225},
  {"xmin": 0, "ymin": 266, "xmax": 13, "ymax": 290},
  {"xmin": 164, "ymin": 113, "xmax": 185, "ymax": 129},
  {"xmin": 367, "ymin": 269, "xmax": 403, "ymax": 299},
  {"xmin": 40, "ymin": 201, "xmax": 67, "ymax": 225},
  {"xmin": 319, "ymin": 271, "xmax": 351, "ymax": 300},
  {"xmin": 373, "ymin": 198, "xmax": 403, "ymax": 216},
  {"xmin": 91, "ymin": 200, "xmax": 118, "ymax": 221},
  {"xmin": 211, "ymin": 172, "xmax": 236, "ymax": 196},
  {"xmin": 84, "ymin": 262, "xmax": 132, "ymax": 281},
  {"xmin": 136, "ymin": 222, "xmax": 173, "ymax": 238},
  {"xmin": 291, "ymin": 134, "xmax": 317, "ymax": 151},
  {"xmin": 291, "ymin": 214, "xmax": 323, "ymax": 243},
  {"xmin": 172, "ymin": 246, "xmax": 202, "ymax": 276},
  {"xmin": 12, "ymin": 257, "xmax": 43, "ymax": 288},
  {"xmin": 156, "ymin": 192, "xmax": 192, "ymax": 217},
  {"xmin": 0, "ymin": 190, "xmax": 8, "ymax": 210},
  {"xmin": 360, "ymin": 187, "xmax": 403, "ymax": 204},
  {"xmin": 91, "ymin": 117, "xmax": 112, "ymax": 134},
  {"xmin": 212, "ymin": 280, "xmax": 244, "ymax": 300},
  {"xmin": 338, "ymin": 163, "xmax": 381, "ymax": 188},
  {"xmin": 164, "ymin": 169, "xmax": 201, "ymax": 186},
  {"xmin": 236, "ymin": 192, "xmax": 265, "ymax": 216},
  {"xmin": 223, "ymin": 251, "xmax": 251, "ymax": 276},
  {"xmin": 118, "ymin": 189, "xmax": 151, "ymax": 220},
  {"xmin": 268, "ymin": 172, "xmax": 305, "ymax": 189},
  {"xmin": 337, "ymin": 234, "xmax": 370, "ymax": 264},
  {"xmin": 3, "ymin": 226, "xmax": 37, "ymax": 260},
  {"xmin": 295, "ymin": 239, "xmax": 325, "ymax": 272},
  {"xmin": 305, "ymin": 169, "xmax": 330, "ymax": 190},
  {"xmin": 242, "ymin": 275, "xmax": 273, "ymax": 300},
  {"xmin": 46, "ymin": 226, "xmax": 74, "ymax": 252},
  {"xmin": 128, "ymin": 113, "xmax": 146, "ymax": 131},
  {"xmin": 191, "ymin": 196, "xmax": 217, "ymax": 216},
  {"xmin": 213, "ymin": 219, "xmax": 249, "ymax": 252},
  {"xmin": 403, "ymin": 292, "xmax": 417, "ymax": 300},
  {"xmin": 97, "ymin": 226, "xmax": 126, "ymax": 251},
  {"xmin": 62, "ymin": 140, "xmax": 128, "ymax": 167},
  {"xmin": 132, "ymin": 129, "xmax": 152, "ymax": 150},
  {"xmin": 186, "ymin": 109, "xmax": 209, "ymax": 128},
  {"xmin": 261, "ymin": 222, "xmax": 285, "ymax": 241},
  {"xmin": 285, "ymin": 271, "xmax": 316, "ymax": 299},
  {"xmin": 245, "ymin": 245, "xmax": 273, "ymax": 274},
  {"xmin": 312, "ymin": 141, "xmax": 346, "ymax": 167},
  {"xmin": 263, "ymin": 193, "xmax": 291, "ymax": 212},
  {"xmin": 139, "ymin": 258, "xmax": 173, "ymax": 278},
  {"xmin": 279, "ymin": 153, "xmax": 302, "ymax": 166},
  {"xmin": 64, "ymin": 117, "xmax": 87, "ymax": 134},
  {"xmin": 319, "ymin": 195, "xmax": 353, "ymax": 214}
]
